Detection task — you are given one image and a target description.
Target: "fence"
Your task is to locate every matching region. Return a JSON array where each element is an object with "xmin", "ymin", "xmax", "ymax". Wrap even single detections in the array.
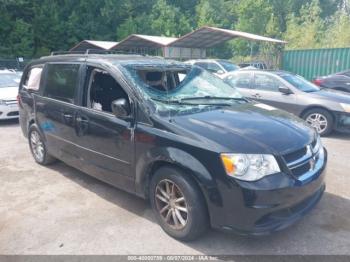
[
  {"xmin": 0, "ymin": 58, "xmax": 31, "ymax": 71},
  {"xmin": 282, "ymin": 48, "xmax": 350, "ymax": 80}
]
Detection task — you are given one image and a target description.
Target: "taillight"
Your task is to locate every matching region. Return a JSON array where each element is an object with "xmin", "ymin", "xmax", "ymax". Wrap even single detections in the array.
[
  {"xmin": 313, "ymin": 78, "xmax": 324, "ymax": 86},
  {"xmin": 17, "ymin": 94, "xmax": 21, "ymax": 105}
]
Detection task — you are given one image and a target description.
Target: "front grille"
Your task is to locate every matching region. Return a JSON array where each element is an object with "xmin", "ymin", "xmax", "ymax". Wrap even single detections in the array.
[
  {"xmin": 7, "ymin": 111, "xmax": 19, "ymax": 116},
  {"xmin": 291, "ymin": 162, "xmax": 311, "ymax": 177},
  {"xmin": 283, "ymin": 147, "xmax": 307, "ymax": 163},
  {"xmin": 282, "ymin": 138, "xmax": 320, "ymax": 178},
  {"xmin": 4, "ymin": 100, "xmax": 17, "ymax": 105}
]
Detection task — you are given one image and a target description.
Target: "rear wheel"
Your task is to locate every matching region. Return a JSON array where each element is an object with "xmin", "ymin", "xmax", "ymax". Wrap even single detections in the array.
[
  {"xmin": 302, "ymin": 108, "xmax": 334, "ymax": 136},
  {"xmin": 28, "ymin": 125, "xmax": 56, "ymax": 165},
  {"xmin": 150, "ymin": 166, "xmax": 209, "ymax": 241}
]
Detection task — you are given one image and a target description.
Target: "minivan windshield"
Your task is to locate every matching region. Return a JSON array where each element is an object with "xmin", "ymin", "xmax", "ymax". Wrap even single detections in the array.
[
  {"xmin": 0, "ymin": 73, "xmax": 21, "ymax": 88},
  {"xmin": 280, "ymin": 74, "xmax": 320, "ymax": 92},
  {"xmin": 122, "ymin": 64, "xmax": 243, "ymax": 105}
]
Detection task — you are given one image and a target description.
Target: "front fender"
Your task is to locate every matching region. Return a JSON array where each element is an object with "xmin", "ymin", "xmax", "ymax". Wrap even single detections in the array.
[{"xmin": 135, "ymin": 146, "xmax": 217, "ymax": 199}]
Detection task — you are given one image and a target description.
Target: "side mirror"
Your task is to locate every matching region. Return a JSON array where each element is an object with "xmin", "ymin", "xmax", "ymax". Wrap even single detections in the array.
[
  {"xmin": 111, "ymin": 98, "xmax": 131, "ymax": 119},
  {"xmin": 278, "ymin": 86, "xmax": 293, "ymax": 95},
  {"xmin": 216, "ymin": 70, "xmax": 225, "ymax": 75}
]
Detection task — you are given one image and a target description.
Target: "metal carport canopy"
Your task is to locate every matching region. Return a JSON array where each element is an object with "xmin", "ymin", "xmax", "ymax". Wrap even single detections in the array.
[
  {"xmin": 168, "ymin": 26, "xmax": 287, "ymax": 48},
  {"xmin": 70, "ymin": 40, "xmax": 119, "ymax": 51},
  {"xmin": 112, "ymin": 34, "xmax": 178, "ymax": 49}
]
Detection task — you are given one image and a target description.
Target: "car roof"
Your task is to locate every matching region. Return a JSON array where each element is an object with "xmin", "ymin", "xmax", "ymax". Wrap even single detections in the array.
[
  {"xmin": 229, "ymin": 69, "xmax": 293, "ymax": 75},
  {"xmin": 224, "ymin": 69, "xmax": 296, "ymax": 78},
  {"xmin": 28, "ymin": 54, "xmax": 184, "ymax": 67}
]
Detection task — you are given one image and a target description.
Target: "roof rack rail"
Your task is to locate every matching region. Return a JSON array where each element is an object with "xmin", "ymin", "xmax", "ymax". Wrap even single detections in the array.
[
  {"xmin": 50, "ymin": 50, "xmax": 85, "ymax": 56},
  {"xmin": 50, "ymin": 49, "xmax": 146, "ymax": 56},
  {"xmin": 85, "ymin": 49, "xmax": 145, "ymax": 56}
]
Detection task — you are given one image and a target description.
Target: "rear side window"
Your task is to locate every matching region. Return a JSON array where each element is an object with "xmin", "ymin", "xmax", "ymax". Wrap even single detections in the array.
[
  {"xmin": 23, "ymin": 67, "xmax": 42, "ymax": 91},
  {"xmin": 43, "ymin": 64, "xmax": 80, "ymax": 103},
  {"xmin": 225, "ymin": 73, "xmax": 252, "ymax": 89},
  {"xmin": 340, "ymin": 70, "xmax": 350, "ymax": 77}
]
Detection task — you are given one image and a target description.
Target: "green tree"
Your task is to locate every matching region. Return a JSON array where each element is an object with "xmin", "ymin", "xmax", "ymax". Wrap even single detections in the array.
[
  {"xmin": 323, "ymin": 9, "xmax": 350, "ymax": 47},
  {"xmin": 149, "ymin": 0, "xmax": 192, "ymax": 36},
  {"xmin": 284, "ymin": 0, "xmax": 325, "ymax": 49}
]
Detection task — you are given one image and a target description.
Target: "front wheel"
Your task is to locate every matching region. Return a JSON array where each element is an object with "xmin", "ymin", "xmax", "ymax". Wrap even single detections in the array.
[
  {"xmin": 150, "ymin": 166, "xmax": 209, "ymax": 241},
  {"xmin": 303, "ymin": 108, "xmax": 334, "ymax": 136}
]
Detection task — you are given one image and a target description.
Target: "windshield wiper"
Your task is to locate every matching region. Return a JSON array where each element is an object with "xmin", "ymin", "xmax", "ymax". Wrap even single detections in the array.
[
  {"xmin": 180, "ymin": 96, "xmax": 247, "ymax": 102},
  {"xmin": 151, "ymin": 96, "xmax": 247, "ymax": 106},
  {"xmin": 151, "ymin": 98, "xmax": 182, "ymax": 104}
]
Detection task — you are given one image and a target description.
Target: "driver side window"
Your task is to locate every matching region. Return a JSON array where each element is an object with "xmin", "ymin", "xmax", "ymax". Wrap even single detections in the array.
[
  {"xmin": 254, "ymin": 73, "xmax": 280, "ymax": 92},
  {"xmin": 84, "ymin": 67, "xmax": 129, "ymax": 114}
]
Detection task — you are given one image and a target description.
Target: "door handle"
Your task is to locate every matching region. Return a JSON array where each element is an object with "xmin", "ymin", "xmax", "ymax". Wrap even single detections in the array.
[
  {"xmin": 63, "ymin": 113, "xmax": 73, "ymax": 120},
  {"xmin": 76, "ymin": 116, "xmax": 89, "ymax": 124},
  {"xmin": 75, "ymin": 115, "xmax": 89, "ymax": 136},
  {"xmin": 62, "ymin": 113, "xmax": 74, "ymax": 124},
  {"xmin": 252, "ymin": 93, "xmax": 262, "ymax": 98}
]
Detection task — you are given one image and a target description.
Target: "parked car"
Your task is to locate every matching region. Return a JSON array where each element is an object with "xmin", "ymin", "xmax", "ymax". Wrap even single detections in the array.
[
  {"xmin": 19, "ymin": 54, "xmax": 326, "ymax": 241},
  {"xmin": 239, "ymin": 61, "xmax": 268, "ymax": 70},
  {"xmin": 0, "ymin": 70, "xmax": 21, "ymax": 120},
  {"xmin": 313, "ymin": 69, "xmax": 350, "ymax": 93},
  {"xmin": 185, "ymin": 59, "xmax": 239, "ymax": 76},
  {"xmin": 224, "ymin": 70, "xmax": 350, "ymax": 136}
]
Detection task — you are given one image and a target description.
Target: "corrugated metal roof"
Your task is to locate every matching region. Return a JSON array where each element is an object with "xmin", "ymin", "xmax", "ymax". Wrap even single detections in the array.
[
  {"xmin": 70, "ymin": 40, "xmax": 119, "ymax": 51},
  {"xmin": 112, "ymin": 34, "xmax": 178, "ymax": 49},
  {"xmin": 70, "ymin": 27, "xmax": 286, "ymax": 52},
  {"xmin": 169, "ymin": 26, "xmax": 287, "ymax": 48},
  {"xmin": 85, "ymin": 40, "xmax": 119, "ymax": 49}
]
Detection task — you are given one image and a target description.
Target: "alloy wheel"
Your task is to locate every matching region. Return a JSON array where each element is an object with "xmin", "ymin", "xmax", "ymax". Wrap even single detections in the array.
[
  {"xmin": 155, "ymin": 179, "xmax": 188, "ymax": 230},
  {"xmin": 306, "ymin": 113, "xmax": 328, "ymax": 134},
  {"xmin": 30, "ymin": 130, "xmax": 45, "ymax": 162}
]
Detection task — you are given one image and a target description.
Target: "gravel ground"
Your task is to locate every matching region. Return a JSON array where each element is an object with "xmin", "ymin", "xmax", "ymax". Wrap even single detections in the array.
[{"xmin": 0, "ymin": 119, "xmax": 349, "ymax": 255}]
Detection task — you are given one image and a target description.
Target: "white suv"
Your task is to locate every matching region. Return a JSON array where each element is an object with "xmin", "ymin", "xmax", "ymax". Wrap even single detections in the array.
[
  {"xmin": 185, "ymin": 59, "xmax": 239, "ymax": 77},
  {"xmin": 0, "ymin": 70, "xmax": 21, "ymax": 119}
]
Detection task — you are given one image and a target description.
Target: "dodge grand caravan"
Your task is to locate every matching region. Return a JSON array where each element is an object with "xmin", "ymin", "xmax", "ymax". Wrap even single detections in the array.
[{"xmin": 18, "ymin": 53, "xmax": 327, "ymax": 241}]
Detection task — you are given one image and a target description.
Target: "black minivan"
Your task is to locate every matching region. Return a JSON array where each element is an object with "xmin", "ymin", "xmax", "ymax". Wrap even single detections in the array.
[{"xmin": 18, "ymin": 54, "xmax": 327, "ymax": 241}]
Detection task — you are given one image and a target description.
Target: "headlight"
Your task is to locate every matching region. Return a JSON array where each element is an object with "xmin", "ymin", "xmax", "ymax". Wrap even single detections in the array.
[
  {"xmin": 312, "ymin": 135, "xmax": 323, "ymax": 154},
  {"xmin": 340, "ymin": 103, "xmax": 350, "ymax": 113},
  {"xmin": 220, "ymin": 154, "xmax": 280, "ymax": 181}
]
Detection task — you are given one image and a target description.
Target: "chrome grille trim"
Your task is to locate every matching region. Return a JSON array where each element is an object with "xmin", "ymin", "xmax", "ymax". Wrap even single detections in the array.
[
  {"xmin": 4, "ymin": 100, "xmax": 17, "ymax": 105},
  {"xmin": 283, "ymin": 137, "xmax": 322, "ymax": 178},
  {"xmin": 286, "ymin": 145, "xmax": 313, "ymax": 169}
]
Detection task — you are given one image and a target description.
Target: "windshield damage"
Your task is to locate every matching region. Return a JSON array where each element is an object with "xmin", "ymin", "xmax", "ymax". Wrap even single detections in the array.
[{"xmin": 120, "ymin": 63, "xmax": 244, "ymax": 114}]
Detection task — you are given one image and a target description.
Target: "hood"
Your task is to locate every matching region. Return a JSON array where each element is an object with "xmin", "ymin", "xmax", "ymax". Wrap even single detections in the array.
[
  {"xmin": 0, "ymin": 86, "xmax": 18, "ymax": 100},
  {"xmin": 310, "ymin": 89, "xmax": 350, "ymax": 104},
  {"xmin": 168, "ymin": 103, "xmax": 314, "ymax": 155}
]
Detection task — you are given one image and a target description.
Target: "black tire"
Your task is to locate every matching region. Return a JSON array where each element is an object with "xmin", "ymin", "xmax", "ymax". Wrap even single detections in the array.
[
  {"xmin": 302, "ymin": 108, "xmax": 334, "ymax": 136},
  {"xmin": 28, "ymin": 124, "xmax": 56, "ymax": 165},
  {"xmin": 150, "ymin": 166, "xmax": 209, "ymax": 241}
]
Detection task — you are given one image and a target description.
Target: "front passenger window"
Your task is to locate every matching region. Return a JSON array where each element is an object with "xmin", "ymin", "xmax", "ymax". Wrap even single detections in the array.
[
  {"xmin": 85, "ymin": 68, "xmax": 130, "ymax": 114},
  {"xmin": 254, "ymin": 74, "xmax": 280, "ymax": 92}
]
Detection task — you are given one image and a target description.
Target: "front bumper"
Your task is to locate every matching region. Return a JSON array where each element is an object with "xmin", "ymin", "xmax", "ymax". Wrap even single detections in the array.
[
  {"xmin": 334, "ymin": 112, "xmax": 350, "ymax": 133},
  {"xmin": 209, "ymin": 149, "xmax": 327, "ymax": 235},
  {"xmin": 0, "ymin": 104, "xmax": 19, "ymax": 119}
]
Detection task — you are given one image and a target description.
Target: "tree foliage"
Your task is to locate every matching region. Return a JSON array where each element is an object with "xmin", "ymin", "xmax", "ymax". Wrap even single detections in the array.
[{"xmin": 0, "ymin": 0, "xmax": 349, "ymax": 59}]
